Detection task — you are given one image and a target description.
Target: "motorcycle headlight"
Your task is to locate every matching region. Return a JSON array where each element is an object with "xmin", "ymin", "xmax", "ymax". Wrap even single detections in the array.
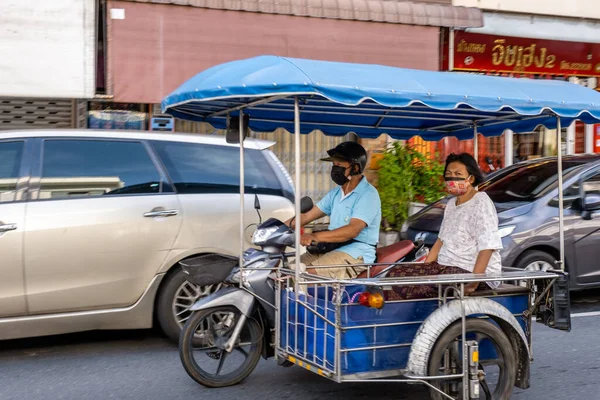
[
  {"xmin": 252, "ymin": 226, "xmax": 279, "ymax": 244},
  {"xmin": 498, "ymin": 225, "xmax": 516, "ymax": 238}
]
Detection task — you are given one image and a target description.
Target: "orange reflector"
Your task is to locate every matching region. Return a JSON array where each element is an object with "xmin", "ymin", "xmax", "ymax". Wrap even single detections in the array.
[
  {"xmin": 368, "ymin": 292, "xmax": 384, "ymax": 309},
  {"xmin": 358, "ymin": 291, "xmax": 385, "ymax": 309},
  {"xmin": 472, "ymin": 351, "xmax": 479, "ymax": 363}
]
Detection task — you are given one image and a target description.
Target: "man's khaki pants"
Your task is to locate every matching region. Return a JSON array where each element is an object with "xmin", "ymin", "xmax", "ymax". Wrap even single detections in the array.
[{"xmin": 295, "ymin": 251, "xmax": 366, "ymax": 280}]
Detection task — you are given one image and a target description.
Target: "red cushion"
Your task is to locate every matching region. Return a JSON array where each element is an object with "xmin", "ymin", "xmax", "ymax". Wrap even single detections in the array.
[
  {"xmin": 356, "ymin": 240, "xmax": 415, "ymax": 279},
  {"xmin": 377, "ymin": 240, "xmax": 415, "ymax": 263}
]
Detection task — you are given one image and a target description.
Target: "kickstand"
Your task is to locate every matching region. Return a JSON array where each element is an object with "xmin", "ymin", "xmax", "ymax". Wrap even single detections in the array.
[
  {"xmin": 480, "ymin": 378, "xmax": 492, "ymax": 400},
  {"xmin": 478, "ymin": 364, "xmax": 492, "ymax": 400}
]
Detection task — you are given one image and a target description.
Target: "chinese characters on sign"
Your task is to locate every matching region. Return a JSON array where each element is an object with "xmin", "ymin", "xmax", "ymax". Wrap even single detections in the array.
[{"xmin": 453, "ymin": 32, "xmax": 600, "ymax": 77}]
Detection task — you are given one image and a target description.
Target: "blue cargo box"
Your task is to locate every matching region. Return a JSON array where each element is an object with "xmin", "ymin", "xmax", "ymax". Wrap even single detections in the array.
[{"xmin": 279, "ymin": 285, "xmax": 529, "ymax": 376}]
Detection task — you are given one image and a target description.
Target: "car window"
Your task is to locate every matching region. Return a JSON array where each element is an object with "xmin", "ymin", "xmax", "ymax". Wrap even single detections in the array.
[
  {"xmin": 0, "ymin": 141, "xmax": 24, "ymax": 203},
  {"xmin": 483, "ymin": 160, "xmax": 588, "ymax": 206},
  {"xmin": 152, "ymin": 141, "xmax": 283, "ymax": 196},
  {"xmin": 40, "ymin": 140, "xmax": 166, "ymax": 200},
  {"xmin": 559, "ymin": 171, "xmax": 600, "ymax": 208},
  {"xmin": 560, "ymin": 182, "xmax": 581, "ymax": 207},
  {"xmin": 582, "ymin": 173, "xmax": 600, "ymax": 196}
]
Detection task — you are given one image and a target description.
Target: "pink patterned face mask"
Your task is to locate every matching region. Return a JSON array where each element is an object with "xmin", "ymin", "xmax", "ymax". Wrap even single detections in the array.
[{"xmin": 444, "ymin": 176, "xmax": 471, "ymax": 196}]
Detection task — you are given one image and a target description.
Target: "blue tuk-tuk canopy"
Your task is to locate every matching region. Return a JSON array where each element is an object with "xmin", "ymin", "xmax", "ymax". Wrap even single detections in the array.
[{"xmin": 161, "ymin": 56, "xmax": 600, "ymax": 141}]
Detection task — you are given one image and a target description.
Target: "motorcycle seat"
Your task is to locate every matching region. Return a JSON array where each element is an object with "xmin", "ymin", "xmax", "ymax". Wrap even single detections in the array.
[{"xmin": 356, "ymin": 240, "xmax": 415, "ymax": 279}]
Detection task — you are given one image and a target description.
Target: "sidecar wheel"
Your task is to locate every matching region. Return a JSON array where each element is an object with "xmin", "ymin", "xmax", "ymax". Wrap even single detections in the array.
[{"xmin": 427, "ymin": 318, "xmax": 517, "ymax": 399}]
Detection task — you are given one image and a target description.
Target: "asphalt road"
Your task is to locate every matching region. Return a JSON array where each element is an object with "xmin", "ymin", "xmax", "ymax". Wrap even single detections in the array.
[{"xmin": 1, "ymin": 290, "xmax": 600, "ymax": 400}]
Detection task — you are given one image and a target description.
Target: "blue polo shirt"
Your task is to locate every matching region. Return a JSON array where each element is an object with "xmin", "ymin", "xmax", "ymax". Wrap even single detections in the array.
[{"xmin": 316, "ymin": 177, "xmax": 381, "ymax": 264}]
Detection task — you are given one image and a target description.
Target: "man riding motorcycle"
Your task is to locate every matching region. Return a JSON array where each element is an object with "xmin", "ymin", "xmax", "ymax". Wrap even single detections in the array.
[{"xmin": 288, "ymin": 141, "xmax": 381, "ymax": 279}]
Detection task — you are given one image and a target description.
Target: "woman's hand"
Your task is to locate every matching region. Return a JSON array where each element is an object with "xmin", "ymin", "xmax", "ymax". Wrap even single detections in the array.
[
  {"xmin": 464, "ymin": 282, "xmax": 479, "ymax": 295},
  {"xmin": 465, "ymin": 249, "xmax": 494, "ymax": 295},
  {"xmin": 425, "ymin": 239, "xmax": 443, "ymax": 263}
]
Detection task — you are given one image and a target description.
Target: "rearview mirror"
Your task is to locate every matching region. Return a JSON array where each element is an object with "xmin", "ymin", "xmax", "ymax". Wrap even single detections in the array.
[
  {"xmin": 300, "ymin": 196, "xmax": 314, "ymax": 214},
  {"xmin": 584, "ymin": 194, "xmax": 600, "ymax": 211},
  {"xmin": 254, "ymin": 194, "xmax": 261, "ymax": 210},
  {"xmin": 582, "ymin": 193, "xmax": 600, "ymax": 220}
]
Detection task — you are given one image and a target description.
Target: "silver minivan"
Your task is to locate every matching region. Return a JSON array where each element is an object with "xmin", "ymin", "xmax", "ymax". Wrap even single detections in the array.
[{"xmin": 0, "ymin": 130, "xmax": 295, "ymax": 342}]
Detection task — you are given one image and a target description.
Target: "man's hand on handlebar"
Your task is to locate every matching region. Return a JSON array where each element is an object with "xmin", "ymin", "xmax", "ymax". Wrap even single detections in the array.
[{"xmin": 301, "ymin": 233, "xmax": 318, "ymax": 247}]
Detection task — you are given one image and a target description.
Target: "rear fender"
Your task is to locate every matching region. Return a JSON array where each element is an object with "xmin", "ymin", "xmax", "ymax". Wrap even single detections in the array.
[
  {"xmin": 253, "ymin": 306, "xmax": 275, "ymax": 360},
  {"xmin": 190, "ymin": 286, "xmax": 255, "ymax": 317},
  {"xmin": 407, "ymin": 297, "xmax": 531, "ymax": 390}
]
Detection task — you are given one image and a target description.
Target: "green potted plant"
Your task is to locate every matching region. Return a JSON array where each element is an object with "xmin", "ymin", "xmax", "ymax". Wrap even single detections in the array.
[{"xmin": 376, "ymin": 142, "xmax": 446, "ymax": 246}]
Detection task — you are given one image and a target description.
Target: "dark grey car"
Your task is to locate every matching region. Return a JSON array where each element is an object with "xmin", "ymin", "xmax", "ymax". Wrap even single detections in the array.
[{"xmin": 401, "ymin": 154, "xmax": 600, "ymax": 290}]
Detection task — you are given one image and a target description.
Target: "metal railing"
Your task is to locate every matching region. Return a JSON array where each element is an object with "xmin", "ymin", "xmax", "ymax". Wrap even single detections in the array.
[{"xmin": 272, "ymin": 262, "xmax": 556, "ymax": 399}]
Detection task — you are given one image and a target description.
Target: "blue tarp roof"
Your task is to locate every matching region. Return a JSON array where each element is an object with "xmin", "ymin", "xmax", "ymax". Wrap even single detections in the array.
[{"xmin": 161, "ymin": 56, "xmax": 600, "ymax": 140}]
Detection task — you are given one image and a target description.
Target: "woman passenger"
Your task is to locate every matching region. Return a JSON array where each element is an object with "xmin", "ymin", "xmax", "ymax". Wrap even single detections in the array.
[{"xmin": 386, "ymin": 153, "xmax": 503, "ymax": 300}]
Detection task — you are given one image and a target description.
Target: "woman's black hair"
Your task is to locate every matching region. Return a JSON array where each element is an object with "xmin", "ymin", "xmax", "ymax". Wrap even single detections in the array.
[{"xmin": 444, "ymin": 153, "xmax": 485, "ymax": 186}]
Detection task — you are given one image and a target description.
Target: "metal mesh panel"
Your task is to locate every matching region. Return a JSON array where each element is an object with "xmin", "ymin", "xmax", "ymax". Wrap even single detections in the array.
[{"xmin": 75, "ymin": 99, "xmax": 88, "ymax": 129}]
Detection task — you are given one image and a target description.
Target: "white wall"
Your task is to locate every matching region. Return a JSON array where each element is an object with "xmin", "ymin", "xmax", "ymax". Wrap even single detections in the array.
[
  {"xmin": 467, "ymin": 12, "xmax": 600, "ymax": 44},
  {"xmin": 453, "ymin": 0, "xmax": 600, "ymax": 20},
  {"xmin": 0, "ymin": 0, "xmax": 96, "ymax": 99}
]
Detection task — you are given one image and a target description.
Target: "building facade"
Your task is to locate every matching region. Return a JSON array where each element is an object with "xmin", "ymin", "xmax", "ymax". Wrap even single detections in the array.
[
  {"xmin": 0, "ymin": 0, "xmax": 484, "ymax": 199},
  {"xmin": 440, "ymin": 0, "xmax": 600, "ymax": 169},
  {"xmin": 0, "ymin": 0, "xmax": 96, "ymax": 130},
  {"xmin": 96, "ymin": 0, "xmax": 482, "ymax": 198}
]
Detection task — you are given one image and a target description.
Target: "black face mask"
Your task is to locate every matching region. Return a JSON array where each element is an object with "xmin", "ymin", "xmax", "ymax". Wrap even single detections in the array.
[{"xmin": 331, "ymin": 165, "xmax": 350, "ymax": 186}]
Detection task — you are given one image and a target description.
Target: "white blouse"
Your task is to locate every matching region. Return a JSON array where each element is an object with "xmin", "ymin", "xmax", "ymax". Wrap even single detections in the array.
[{"xmin": 438, "ymin": 191, "xmax": 503, "ymax": 288}]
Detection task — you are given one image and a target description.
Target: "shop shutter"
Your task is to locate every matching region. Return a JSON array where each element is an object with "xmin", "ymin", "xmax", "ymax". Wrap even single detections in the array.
[{"xmin": 0, "ymin": 98, "xmax": 73, "ymax": 130}]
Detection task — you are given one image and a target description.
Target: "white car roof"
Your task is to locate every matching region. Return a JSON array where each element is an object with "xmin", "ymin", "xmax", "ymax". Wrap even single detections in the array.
[{"xmin": 0, "ymin": 129, "xmax": 276, "ymax": 150}]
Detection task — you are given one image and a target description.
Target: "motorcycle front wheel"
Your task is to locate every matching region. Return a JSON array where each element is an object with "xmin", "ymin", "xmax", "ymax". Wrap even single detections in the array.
[{"xmin": 179, "ymin": 306, "xmax": 264, "ymax": 388}]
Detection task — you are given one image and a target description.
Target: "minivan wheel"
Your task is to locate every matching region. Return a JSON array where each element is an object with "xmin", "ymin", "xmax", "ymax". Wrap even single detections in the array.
[
  {"xmin": 156, "ymin": 267, "xmax": 221, "ymax": 343},
  {"xmin": 515, "ymin": 250, "xmax": 557, "ymax": 287}
]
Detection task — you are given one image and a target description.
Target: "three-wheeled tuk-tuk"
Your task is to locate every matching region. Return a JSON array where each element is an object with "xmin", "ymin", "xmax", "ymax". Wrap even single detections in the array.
[{"xmin": 161, "ymin": 56, "xmax": 600, "ymax": 399}]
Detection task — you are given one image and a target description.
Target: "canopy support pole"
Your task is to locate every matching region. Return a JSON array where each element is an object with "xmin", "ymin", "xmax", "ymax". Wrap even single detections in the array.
[
  {"xmin": 473, "ymin": 123, "xmax": 478, "ymax": 162},
  {"xmin": 504, "ymin": 130, "xmax": 514, "ymax": 167},
  {"xmin": 585, "ymin": 124, "xmax": 594, "ymax": 154},
  {"xmin": 556, "ymin": 116, "xmax": 565, "ymax": 271},
  {"xmin": 239, "ymin": 110, "xmax": 245, "ymax": 288},
  {"xmin": 294, "ymin": 97, "xmax": 302, "ymax": 292},
  {"xmin": 448, "ymin": 29, "xmax": 455, "ymax": 71}
]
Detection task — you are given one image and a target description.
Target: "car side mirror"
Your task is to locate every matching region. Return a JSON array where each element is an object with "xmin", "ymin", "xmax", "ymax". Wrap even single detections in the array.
[
  {"xmin": 254, "ymin": 194, "xmax": 261, "ymax": 210},
  {"xmin": 300, "ymin": 196, "xmax": 314, "ymax": 214},
  {"xmin": 582, "ymin": 193, "xmax": 600, "ymax": 220}
]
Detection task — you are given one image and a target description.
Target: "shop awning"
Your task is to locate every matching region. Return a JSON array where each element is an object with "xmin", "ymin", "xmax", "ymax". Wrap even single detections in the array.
[
  {"xmin": 162, "ymin": 55, "xmax": 600, "ymax": 140},
  {"xmin": 123, "ymin": 0, "xmax": 483, "ymax": 28}
]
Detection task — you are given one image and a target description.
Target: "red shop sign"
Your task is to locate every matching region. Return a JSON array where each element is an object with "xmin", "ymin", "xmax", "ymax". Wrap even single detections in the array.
[{"xmin": 453, "ymin": 31, "xmax": 600, "ymax": 77}]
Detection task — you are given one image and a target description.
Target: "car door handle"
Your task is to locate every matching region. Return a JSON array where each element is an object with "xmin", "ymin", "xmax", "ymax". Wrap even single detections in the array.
[
  {"xmin": 0, "ymin": 223, "xmax": 17, "ymax": 232},
  {"xmin": 144, "ymin": 209, "xmax": 179, "ymax": 218}
]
